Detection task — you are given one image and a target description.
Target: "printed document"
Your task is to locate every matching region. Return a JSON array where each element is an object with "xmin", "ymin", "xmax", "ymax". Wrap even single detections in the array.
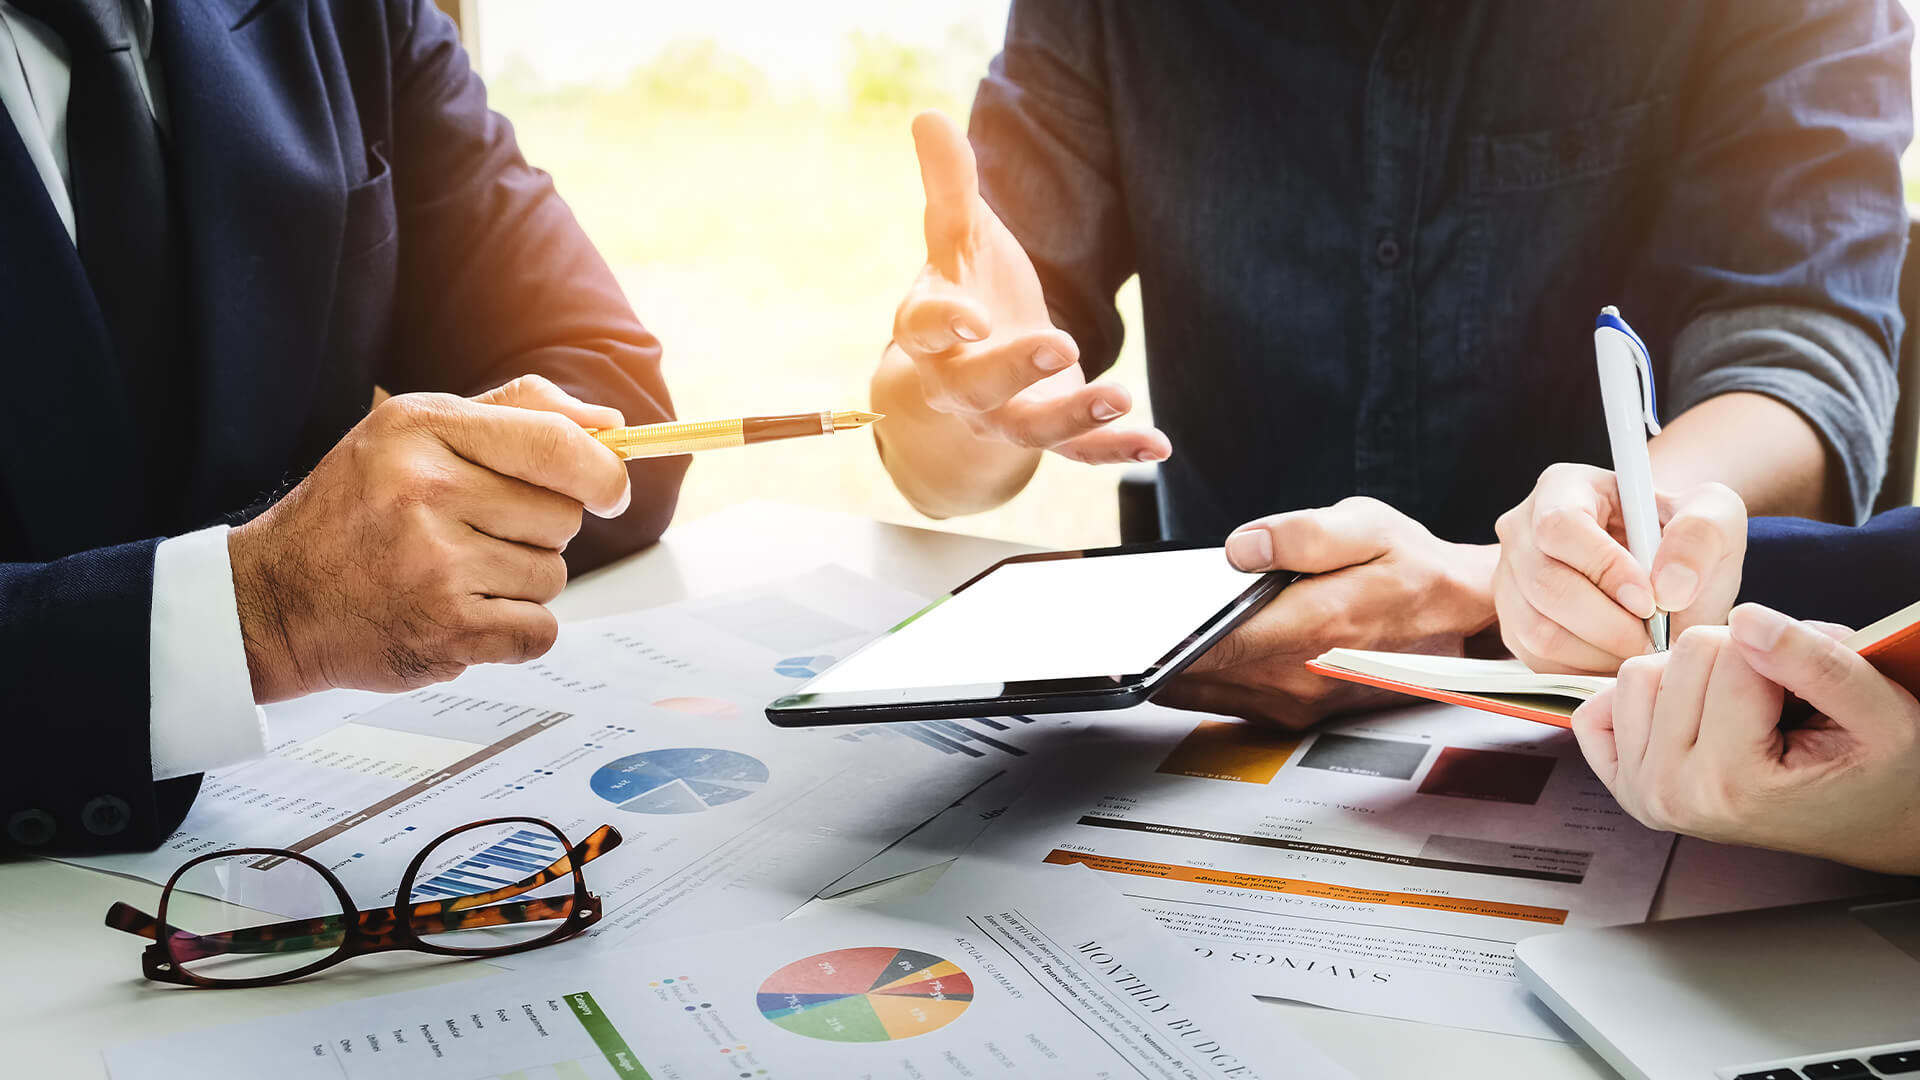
[
  {"xmin": 71, "ymin": 567, "xmax": 1081, "ymax": 948},
  {"xmin": 966, "ymin": 702, "xmax": 1675, "ymax": 1039},
  {"xmin": 105, "ymin": 862, "xmax": 1352, "ymax": 1080}
]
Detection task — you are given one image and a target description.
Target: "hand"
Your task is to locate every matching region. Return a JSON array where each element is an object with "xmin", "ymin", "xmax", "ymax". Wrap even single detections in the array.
[
  {"xmin": 1494, "ymin": 463, "xmax": 1746, "ymax": 675},
  {"xmin": 1159, "ymin": 497, "xmax": 1499, "ymax": 728},
  {"xmin": 1572, "ymin": 605, "xmax": 1920, "ymax": 875},
  {"xmin": 229, "ymin": 375, "xmax": 632, "ymax": 702},
  {"xmin": 888, "ymin": 110, "xmax": 1169, "ymax": 465}
]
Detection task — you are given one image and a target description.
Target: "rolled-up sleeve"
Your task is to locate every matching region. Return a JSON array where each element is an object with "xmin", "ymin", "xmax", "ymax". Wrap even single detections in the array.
[
  {"xmin": 970, "ymin": 0, "xmax": 1136, "ymax": 378},
  {"xmin": 1649, "ymin": 0, "xmax": 1912, "ymax": 522}
]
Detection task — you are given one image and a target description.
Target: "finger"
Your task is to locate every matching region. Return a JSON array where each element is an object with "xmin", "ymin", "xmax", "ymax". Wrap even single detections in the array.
[
  {"xmin": 474, "ymin": 373, "xmax": 625, "ymax": 430},
  {"xmin": 912, "ymin": 110, "xmax": 980, "ymax": 277},
  {"xmin": 911, "ymin": 329, "xmax": 1082, "ymax": 413},
  {"xmin": 1051, "ymin": 423, "xmax": 1173, "ymax": 465},
  {"xmin": 452, "ymin": 597, "xmax": 561, "ymax": 667},
  {"xmin": 468, "ymin": 535, "xmax": 570, "ymax": 604},
  {"xmin": 422, "ymin": 397, "xmax": 632, "ymax": 519},
  {"xmin": 1644, "ymin": 625, "xmax": 1724, "ymax": 767},
  {"xmin": 979, "ymin": 380, "xmax": 1140, "ymax": 448},
  {"xmin": 1610, "ymin": 654, "xmax": 1664, "ymax": 789},
  {"xmin": 1506, "ymin": 539, "xmax": 1652, "ymax": 663},
  {"xmin": 1495, "ymin": 559, "xmax": 1635, "ymax": 675},
  {"xmin": 448, "ymin": 463, "xmax": 585, "ymax": 551},
  {"xmin": 1690, "ymin": 626, "xmax": 1788, "ymax": 765},
  {"xmin": 1649, "ymin": 483, "xmax": 1746, "ymax": 613},
  {"xmin": 894, "ymin": 277, "xmax": 996, "ymax": 357},
  {"xmin": 1805, "ymin": 620, "xmax": 1855, "ymax": 641},
  {"xmin": 1528, "ymin": 468, "xmax": 1654, "ymax": 620},
  {"xmin": 1221, "ymin": 496, "xmax": 1406, "ymax": 575},
  {"xmin": 1728, "ymin": 603, "xmax": 1911, "ymax": 733},
  {"xmin": 1571, "ymin": 689, "xmax": 1621, "ymax": 788}
]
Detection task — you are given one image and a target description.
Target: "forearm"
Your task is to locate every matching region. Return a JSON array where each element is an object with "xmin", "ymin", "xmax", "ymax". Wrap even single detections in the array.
[
  {"xmin": 1650, "ymin": 392, "xmax": 1838, "ymax": 519},
  {"xmin": 871, "ymin": 344, "xmax": 1042, "ymax": 518}
]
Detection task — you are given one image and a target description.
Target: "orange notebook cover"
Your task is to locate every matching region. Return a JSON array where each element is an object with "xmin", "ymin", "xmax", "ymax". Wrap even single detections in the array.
[
  {"xmin": 1303, "ymin": 658, "xmax": 1579, "ymax": 728},
  {"xmin": 1307, "ymin": 595, "xmax": 1920, "ymax": 729}
]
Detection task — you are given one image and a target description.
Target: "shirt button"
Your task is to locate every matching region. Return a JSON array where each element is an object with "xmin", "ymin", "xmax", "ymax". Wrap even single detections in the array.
[
  {"xmin": 1375, "ymin": 234, "xmax": 1402, "ymax": 268},
  {"xmin": 6, "ymin": 808, "xmax": 56, "ymax": 847},
  {"xmin": 82, "ymin": 795, "xmax": 132, "ymax": 837},
  {"xmin": 1390, "ymin": 45, "xmax": 1416, "ymax": 75}
]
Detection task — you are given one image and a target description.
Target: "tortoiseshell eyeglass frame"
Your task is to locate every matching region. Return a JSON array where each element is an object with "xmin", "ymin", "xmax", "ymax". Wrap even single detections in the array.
[{"xmin": 103, "ymin": 817, "xmax": 623, "ymax": 988}]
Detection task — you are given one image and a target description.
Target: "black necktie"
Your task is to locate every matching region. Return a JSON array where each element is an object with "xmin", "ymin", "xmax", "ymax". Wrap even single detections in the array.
[{"xmin": 12, "ymin": 0, "xmax": 190, "ymax": 505}]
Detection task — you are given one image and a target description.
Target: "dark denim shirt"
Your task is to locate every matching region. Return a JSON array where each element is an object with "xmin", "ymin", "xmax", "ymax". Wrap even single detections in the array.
[{"xmin": 970, "ymin": 1, "xmax": 1912, "ymax": 543}]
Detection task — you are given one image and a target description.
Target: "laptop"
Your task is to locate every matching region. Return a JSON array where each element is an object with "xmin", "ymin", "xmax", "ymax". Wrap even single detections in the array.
[{"xmin": 1516, "ymin": 897, "xmax": 1920, "ymax": 1080}]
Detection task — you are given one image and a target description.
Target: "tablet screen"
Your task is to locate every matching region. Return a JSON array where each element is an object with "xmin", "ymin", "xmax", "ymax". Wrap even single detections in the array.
[{"xmin": 799, "ymin": 547, "xmax": 1260, "ymax": 694}]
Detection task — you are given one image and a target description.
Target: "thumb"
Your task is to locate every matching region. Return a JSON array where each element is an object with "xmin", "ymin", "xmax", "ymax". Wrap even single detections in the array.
[
  {"xmin": 1728, "ymin": 603, "xmax": 1909, "ymax": 730},
  {"xmin": 1223, "ymin": 498, "xmax": 1398, "ymax": 574},
  {"xmin": 474, "ymin": 374, "xmax": 625, "ymax": 431},
  {"xmin": 912, "ymin": 110, "xmax": 981, "ymax": 279}
]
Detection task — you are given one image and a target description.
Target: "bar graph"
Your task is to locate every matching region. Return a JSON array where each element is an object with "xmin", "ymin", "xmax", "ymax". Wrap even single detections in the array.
[
  {"xmin": 831, "ymin": 715, "xmax": 1038, "ymax": 759},
  {"xmin": 411, "ymin": 827, "xmax": 570, "ymax": 900}
]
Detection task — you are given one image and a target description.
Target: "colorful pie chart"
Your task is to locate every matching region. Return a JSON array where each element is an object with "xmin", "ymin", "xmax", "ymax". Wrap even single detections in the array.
[{"xmin": 757, "ymin": 947, "xmax": 973, "ymax": 1043}]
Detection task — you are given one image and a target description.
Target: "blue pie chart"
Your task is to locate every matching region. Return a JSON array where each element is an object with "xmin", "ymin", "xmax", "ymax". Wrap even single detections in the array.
[
  {"xmin": 589, "ymin": 748, "xmax": 771, "ymax": 815},
  {"xmin": 775, "ymin": 656, "xmax": 835, "ymax": 678}
]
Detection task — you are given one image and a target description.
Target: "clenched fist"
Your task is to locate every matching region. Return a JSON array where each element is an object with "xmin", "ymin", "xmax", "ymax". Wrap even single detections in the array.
[{"xmin": 228, "ymin": 375, "xmax": 632, "ymax": 701}]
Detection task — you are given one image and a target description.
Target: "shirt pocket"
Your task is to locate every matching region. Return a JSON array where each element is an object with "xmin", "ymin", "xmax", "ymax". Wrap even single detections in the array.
[
  {"xmin": 341, "ymin": 140, "xmax": 397, "ymax": 259},
  {"xmin": 1455, "ymin": 97, "xmax": 1669, "ymax": 418}
]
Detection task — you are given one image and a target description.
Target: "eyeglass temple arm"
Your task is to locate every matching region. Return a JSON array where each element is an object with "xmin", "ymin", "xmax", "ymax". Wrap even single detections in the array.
[{"xmin": 104, "ymin": 824, "xmax": 622, "ymax": 958}]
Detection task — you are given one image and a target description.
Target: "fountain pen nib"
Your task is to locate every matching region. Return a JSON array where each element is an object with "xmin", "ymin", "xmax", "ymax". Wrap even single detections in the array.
[{"xmin": 830, "ymin": 410, "xmax": 885, "ymax": 430}]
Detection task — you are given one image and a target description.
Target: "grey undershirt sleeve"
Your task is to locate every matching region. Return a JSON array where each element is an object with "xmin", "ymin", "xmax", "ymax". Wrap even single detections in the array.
[{"xmin": 1666, "ymin": 305, "xmax": 1899, "ymax": 523}]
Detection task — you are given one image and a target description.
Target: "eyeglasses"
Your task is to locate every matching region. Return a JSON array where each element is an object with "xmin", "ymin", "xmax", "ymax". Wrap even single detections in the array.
[{"xmin": 104, "ymin": 817, "xmax": 621, "ymax": 988}]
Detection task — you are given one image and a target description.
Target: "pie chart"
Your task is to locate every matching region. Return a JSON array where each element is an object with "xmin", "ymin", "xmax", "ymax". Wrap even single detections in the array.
[
  {"xmin": 757, "ymin": 947, "xmax": 972, "ymax": 1043},
  {"xmin": 774, "ymin": 656, "xmax": 835, "ymax": 679},
  {"xmin": 588, "ymin": 748, "xmax": 770, "ymax": 815}
]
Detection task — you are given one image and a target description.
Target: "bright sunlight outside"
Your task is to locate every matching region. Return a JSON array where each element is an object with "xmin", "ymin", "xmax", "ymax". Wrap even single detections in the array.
[{"xmin": 473, "ymin": 2, "xmax": 1920, "ymax": 548}]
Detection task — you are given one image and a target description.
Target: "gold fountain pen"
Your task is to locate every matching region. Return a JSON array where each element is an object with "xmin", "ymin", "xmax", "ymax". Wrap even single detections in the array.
[{"xmin": 589, "ymin": 410, "xmax": 883, "ymax": 460}]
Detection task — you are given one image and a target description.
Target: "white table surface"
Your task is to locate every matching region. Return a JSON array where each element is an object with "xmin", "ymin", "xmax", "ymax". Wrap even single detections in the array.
[{"xmin": 2, "ymin": 500, "xmax": 1901, "ymax": 1079}]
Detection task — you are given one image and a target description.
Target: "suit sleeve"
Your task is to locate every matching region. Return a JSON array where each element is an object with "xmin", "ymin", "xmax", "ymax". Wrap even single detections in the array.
[
  {"xmin": 0, "ymin": 540, "xmax": 202, "ymax": 858},
  {"xmin": 377, "ymin": 0, "xmax": 686, "ymax": 572},
  {"xmin": 1740, "ymin": 507, "xmax": 1920, "ymax": 628}
]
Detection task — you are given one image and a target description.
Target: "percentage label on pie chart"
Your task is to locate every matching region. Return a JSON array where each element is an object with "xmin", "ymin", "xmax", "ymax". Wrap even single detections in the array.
[
  {"xmin": 589, "ymin": 748, "xmax": 770, "ymax": 815},
  {"xmin": 757, "ymin": 947, "xmax": 973, "ymax": 1042}
]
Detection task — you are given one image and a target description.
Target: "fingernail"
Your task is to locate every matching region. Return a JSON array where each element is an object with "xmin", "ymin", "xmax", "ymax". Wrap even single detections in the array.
[
  {"xmin": 1034, "ymin": 348, "xmax": 1074, "ymax": 373},
  {"xmin": 1225, "ymin": 528, "xmax": 1273, "ymax": 571},
  {"xmin": 1616, "ymin": 583, "xmax": 1655, "ymax": 620},
  {"xmin": 1091, "ymin": 401, "xmax": 1123, "ymax": 422},
  {"xmin": 1730, "ymin": 604, "xmax": 1791, "ymax": 652},
  {"xmin": 1134, "ymin": 448, "xmax": 1162, "ymax": 463},
  {"xmin": 1653, "ymin": 565, "xmax": 1698, "ymax": 611},
  {"xmin": 951, "ymin": 319, "xmax": 981, "ymax": 343}
]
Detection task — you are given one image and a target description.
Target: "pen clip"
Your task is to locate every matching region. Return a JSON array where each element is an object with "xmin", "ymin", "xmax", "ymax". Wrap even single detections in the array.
[{"xmin": 1596, "ymin": 307, "xmax": 1661, "ymax": 436}]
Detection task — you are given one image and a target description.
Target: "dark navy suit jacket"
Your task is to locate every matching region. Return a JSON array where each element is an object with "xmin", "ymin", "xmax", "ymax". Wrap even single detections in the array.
[
  {"xmin": 0, "ymin": 0, "xmax": 685, "ymax": 856},
  {"xmin": 1744, "ymin": 510, "xmax": 1920, "ymax": 629}
]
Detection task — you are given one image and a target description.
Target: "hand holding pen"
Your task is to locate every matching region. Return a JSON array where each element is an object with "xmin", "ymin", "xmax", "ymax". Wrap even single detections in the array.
[{"xmin": 1490, "ymin": 308, "xmax": 1750, "ymax": 676}]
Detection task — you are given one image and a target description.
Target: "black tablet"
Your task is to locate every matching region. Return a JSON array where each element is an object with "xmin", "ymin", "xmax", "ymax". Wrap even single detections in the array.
[{"xmin": 765, "ymin": 542, "xmax": 1290, "ymax": 726}]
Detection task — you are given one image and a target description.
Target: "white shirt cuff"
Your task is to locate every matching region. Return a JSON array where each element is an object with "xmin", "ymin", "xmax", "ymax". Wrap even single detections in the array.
[{"xmin": 149, "ymin": 524, "xmax": 267, "ymax": 780}]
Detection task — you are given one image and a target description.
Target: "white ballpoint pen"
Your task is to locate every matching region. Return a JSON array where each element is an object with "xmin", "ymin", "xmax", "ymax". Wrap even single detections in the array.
[{"xmin": 1594, "ymin": 306, "xmax": 1668, "ymax": 652}]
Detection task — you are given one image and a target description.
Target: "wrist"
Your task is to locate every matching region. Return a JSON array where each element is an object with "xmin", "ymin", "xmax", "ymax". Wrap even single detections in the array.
[
  {"xmin": 1439, "ymin": 541, "xmax": 1501, "ymax": 639},
  {"xmin": 227, "ymin": 516, "xmax": 316, "ymax": 703}
]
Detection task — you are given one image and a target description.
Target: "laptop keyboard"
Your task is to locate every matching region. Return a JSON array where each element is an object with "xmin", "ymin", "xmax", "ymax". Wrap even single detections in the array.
[{"xmin": 1725, "ymin": 1042, "xmax": 1920, "ymax": 1079}]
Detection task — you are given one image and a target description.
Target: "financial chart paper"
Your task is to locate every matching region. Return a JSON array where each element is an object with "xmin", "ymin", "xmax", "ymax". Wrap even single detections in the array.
[
  {"xmin": 965, "ymin": 702, "xmax": 1675, "ymax": 1040},
  {"xmin": 104, "ymin": 863, "xmax": 1352, "ymax": 1080},
  {"xmin": 70, "ymin": 567, "xmax": 1081, "ymax": 950}
]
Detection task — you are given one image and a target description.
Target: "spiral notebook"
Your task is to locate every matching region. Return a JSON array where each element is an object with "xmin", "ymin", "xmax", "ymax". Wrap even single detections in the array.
[{"xmin": 1306, "ymin": 595, "xmax": 1920, "ymax": 729}]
